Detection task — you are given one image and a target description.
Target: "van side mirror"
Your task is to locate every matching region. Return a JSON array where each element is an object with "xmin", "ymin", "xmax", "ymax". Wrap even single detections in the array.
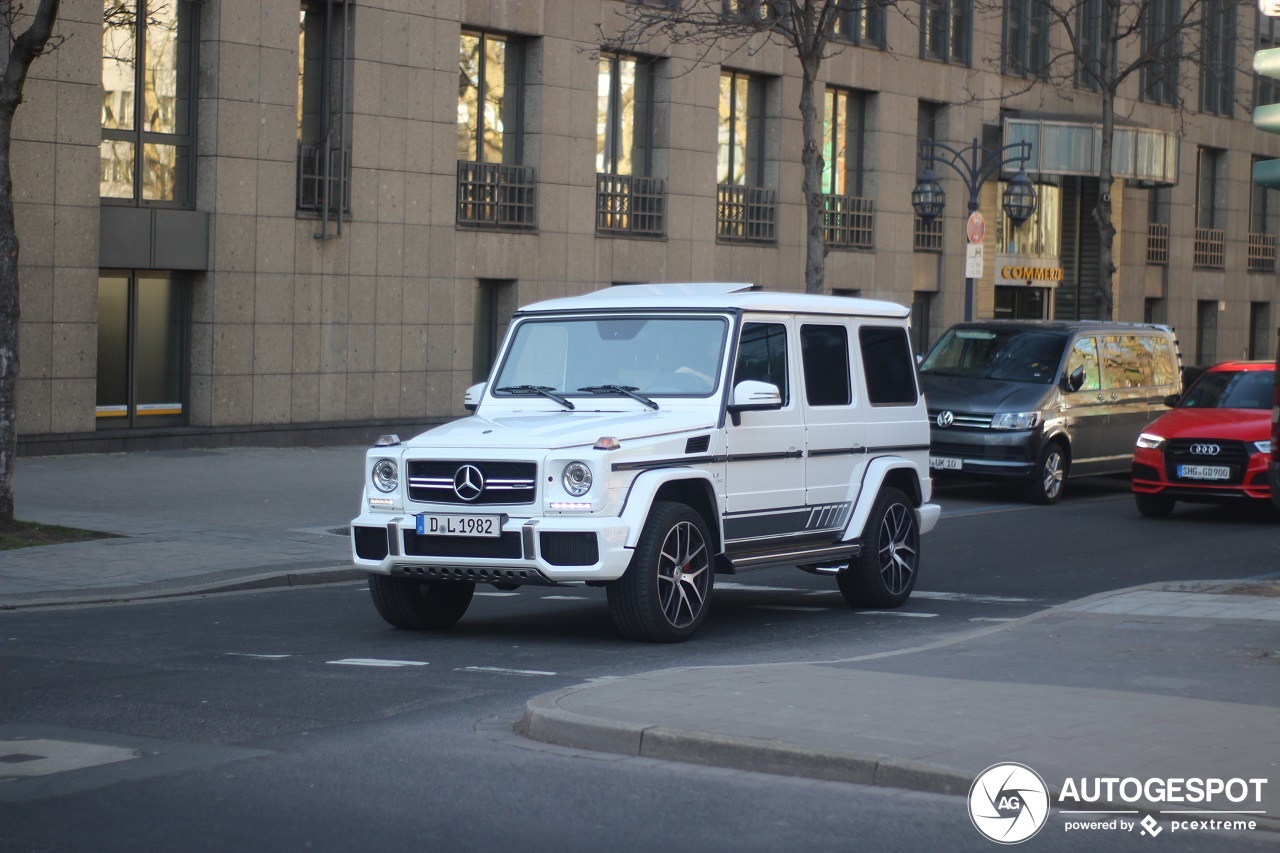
[
  {"xmin": 727, "ymin": 380, "xmax": 782, "ymax": 425},
  {"xmin": 1065, "ymin": 367, "xmax": 1085, "ymax": 393},
  {"xmin": 1163, "ymin": 394, "xmax": 1179, "ymax": 408},
  {"xmin": 464, "ymin": 382, "xmax": 485, "ymax": 412}
]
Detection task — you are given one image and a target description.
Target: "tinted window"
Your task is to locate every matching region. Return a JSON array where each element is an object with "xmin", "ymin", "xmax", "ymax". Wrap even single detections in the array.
[
  {"xmin": 1066, "ymin": 336, "xmax": 1101, "ymax": 391},
  {"xmin": 860, "ymin": 326, "xmax": 918, "ymax": 406},
  {"xmin": 734, "ymin": 322, "xmax": 789, "ymax": 404},
  {"xmin": 801, "ymin": 324, "xmax": 851, "ymax": 406},
  {"xmin": 920, "ymin": 327, "xmax": 1065, "ymax": 384},
  {"xmin": 1178, "ymin": 369, "xmax": 1274, "ymax": 410}
]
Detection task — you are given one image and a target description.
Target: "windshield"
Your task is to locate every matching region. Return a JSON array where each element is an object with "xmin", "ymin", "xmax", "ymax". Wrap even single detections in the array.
[
  {"xmin": 920, "ymin": 328, "xmax": 1066, "ymax": 384},
  {"xmin": 491, "ymin": 315, "xmax": 729, "ymax": 399},
  {"xmin": 1177, "ymin": 369, "xmax": 1274, "ymax": 410}
]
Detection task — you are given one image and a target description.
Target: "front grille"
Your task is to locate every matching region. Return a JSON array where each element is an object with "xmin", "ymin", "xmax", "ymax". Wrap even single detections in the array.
[
  {"xmin": 353, "ymin": 526, "xmax": 389, "ymax": 561},
  {"xmin": 401, "ymin": 530, "xmax": 524, "ymax": 559},
  {"xmin": 406, "ymin": 460, "xmax": 537, "ymax": 505},
  {"xmin": 1164, "ymin": 439, "xmax": 1249, "ymax": 485},
  {"xmin": 930, "ymin": 441, "xmax": 1029, "ymax": 462},
  {"xmin": 540, "ymin": 532, "xmax": 600, "ymax": 566},
  {"xmin": 928, "ymin": 409, "xmax": 993, "ymax": 429}
]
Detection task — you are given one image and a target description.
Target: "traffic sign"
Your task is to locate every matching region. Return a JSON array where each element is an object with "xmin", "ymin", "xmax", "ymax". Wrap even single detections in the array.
[
  {"xmin": 1262, "ymin": 0, "xmax": 1280, "ymax": 17},
  {"xmin": 965, "ymin": 243, "xmax": 984, "ymax": 278},
  {"xmin": 967, "ymin": 211, "xmax": 985, "ymax": 245}
]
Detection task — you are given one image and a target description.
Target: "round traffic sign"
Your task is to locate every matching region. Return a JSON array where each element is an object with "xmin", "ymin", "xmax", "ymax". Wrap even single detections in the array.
[{"xmin": 967, "ymin": 212, "xmax": 985, "ymax": 245}]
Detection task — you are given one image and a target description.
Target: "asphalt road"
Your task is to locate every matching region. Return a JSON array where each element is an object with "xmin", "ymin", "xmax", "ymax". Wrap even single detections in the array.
[{"xmin": 2, "ymin": 478, "xmax": 1277, "ymax": 853}]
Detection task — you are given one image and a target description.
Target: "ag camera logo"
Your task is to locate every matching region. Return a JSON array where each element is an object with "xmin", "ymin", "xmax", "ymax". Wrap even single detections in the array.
[{"xmin": 969, "ymin": 763, "xmax": 1051, "ymax": 844}]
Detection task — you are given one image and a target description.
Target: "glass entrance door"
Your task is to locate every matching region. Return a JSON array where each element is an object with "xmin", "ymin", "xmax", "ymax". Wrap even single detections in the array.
[{"xmin": 96, "ymin": 272, "xmax": 186, "ymax": 428}]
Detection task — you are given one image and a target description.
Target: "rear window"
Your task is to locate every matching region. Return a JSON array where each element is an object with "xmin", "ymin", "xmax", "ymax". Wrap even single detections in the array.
[
  {"xmin": 1178, "ymin": 369, "xmax": 1274, "ymax": 410},
  {"xmin": 859, "ymin": 326, "xmax": 918, "ymax": 406}
]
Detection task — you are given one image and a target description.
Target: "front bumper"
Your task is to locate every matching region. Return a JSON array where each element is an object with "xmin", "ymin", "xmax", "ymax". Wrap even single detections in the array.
[
  {"xmin": 350, "ymin": 511, "xmax": 636, "ymax": 584},
  {"xmin": 927, "ymin": 428, "xmax": 1038, "ymax": 479},
  {"xmin": 1131, "ymin": 447, "xmax": 1273, "ymax": 504}
]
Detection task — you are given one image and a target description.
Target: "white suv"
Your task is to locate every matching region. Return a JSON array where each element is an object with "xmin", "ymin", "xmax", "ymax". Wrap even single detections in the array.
[{"xmin": 351, "ymin": 283, "xmax": 941, "ymax": 642}]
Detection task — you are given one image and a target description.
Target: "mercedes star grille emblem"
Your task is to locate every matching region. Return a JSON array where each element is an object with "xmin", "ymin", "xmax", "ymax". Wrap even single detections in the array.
[
  {"xmin": 453, "ymin": 464, "xmax": 486, "ymax": 501},
  {"xmin": 1189, "ymin": 443, "xmax": 1220, "ymax": 456},
  {"xmin": 936, "ymin": 410, "xmax": 955, "ymax": 428}
]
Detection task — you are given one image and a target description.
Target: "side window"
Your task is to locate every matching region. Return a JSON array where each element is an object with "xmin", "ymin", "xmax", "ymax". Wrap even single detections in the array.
[
  {"xmin": 734, "ymin": 322, "xmax": 789, "ymax": 404},
  {"xmin": 859, "ymin": 326, "xmax": 919, "ymax": 406},
  {"xmin": 1067, "ymin": 336, "xmax": 1101, "ymax": 391},
  {"xmin": 1101, "ymin": 335, "xmax": 1152, "ymax": 389},
  {"xmin": 801, "ymin": 324, "xmax": 852, "ymax": 406},
  {"xmin": 1142, "ymin": 335, "xmax": 1177, "ymax": 386}
]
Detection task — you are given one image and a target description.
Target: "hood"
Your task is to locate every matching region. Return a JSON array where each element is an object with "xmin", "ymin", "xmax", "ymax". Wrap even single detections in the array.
[
  {"xmin": 1142, "ymin": 407, "xmax": 1271, "ymax": 443},
  {"xmin": 404, "ymin": 407, "xmax": 717, "ymax": 451},
  {"xmin": 919, "ymin": 373, "xmax": 1053, "ymax": 414}
]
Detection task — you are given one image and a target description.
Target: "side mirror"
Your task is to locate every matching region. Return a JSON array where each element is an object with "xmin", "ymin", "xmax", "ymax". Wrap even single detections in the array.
[
  {"xmin": 463, "ymin": 382, "xmax": 486, "ymax": 412},
  {"xmin": 1065, "ymin": 366, "xmax": 1085, "ymax": 393},
  {"xmin": 727, "ymin": 380, "xmax": 782, "ymax": 425},
  {"xmin": 1163, "ymin": 394, "xmax": 1179, "ymax": 408}
]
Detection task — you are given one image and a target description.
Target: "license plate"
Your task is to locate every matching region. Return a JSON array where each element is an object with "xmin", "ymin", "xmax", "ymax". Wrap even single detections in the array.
[
  {"xmin": 416, "ymin": 514, "xmax": 501, "ymax": 537},
  {"xmin": 930, "ymin": 456, "xmax": 963, "ymax": 470},
  {"xmin": 1176, "ymin": 464, "xmax": 1230, "ymax": 480}
]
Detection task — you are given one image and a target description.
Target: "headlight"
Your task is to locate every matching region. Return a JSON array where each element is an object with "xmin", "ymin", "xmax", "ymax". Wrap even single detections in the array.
[
  {"xmin": 1136, "ymin": 433, "xmax": 1165, "ymax": 450},
  {"xmin": 1252, "ymin": 440, "xmax": 1272, "ymax": 455},
  {"xmin": 371, "ymin": 458, "xmax": 399, "ymax": 493},
  {"xmin": 990, "ymin": 412, "xmax": 1039, "ymax": 430},
  {"xmin": 561, "ymin": 462, "xmax": 592, "ymax": 496}
]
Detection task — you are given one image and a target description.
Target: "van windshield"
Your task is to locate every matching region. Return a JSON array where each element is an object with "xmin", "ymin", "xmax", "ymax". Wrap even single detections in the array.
[{"xmin": 920, "ymin": 328, "xmax": 1066, "ymax": 384}]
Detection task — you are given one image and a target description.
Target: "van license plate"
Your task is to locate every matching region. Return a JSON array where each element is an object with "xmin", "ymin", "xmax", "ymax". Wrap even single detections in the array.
[
  {"xmin": 930, "ymin": 456, "xmax": 962, "ymax": 470},
  {"xmin": 1176, "ymin": 465, "xmax": 1230, "ymax": 481},
  {"xmin": 416, "ymin": 514, "xmax": 501, "ymax": 537}
]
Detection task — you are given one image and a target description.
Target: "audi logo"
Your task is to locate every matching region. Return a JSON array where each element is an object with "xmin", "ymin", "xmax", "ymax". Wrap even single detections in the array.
[
  {"xmin": 453, "ymin": 464, "xmax": 486, "ymax": 501},
  {"xmin": 936, "ymin": 411, "xmax": 955, "ymax": 429},
  {"xmin": 1189, "ymin": 443, "xmax": 1221, "ymax": 456}
]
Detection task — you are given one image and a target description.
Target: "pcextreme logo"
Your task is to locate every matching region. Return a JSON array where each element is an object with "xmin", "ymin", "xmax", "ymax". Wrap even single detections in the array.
[{"xmin": 968, "ymin": 764, "xmax": 1271, "ymax": 844}]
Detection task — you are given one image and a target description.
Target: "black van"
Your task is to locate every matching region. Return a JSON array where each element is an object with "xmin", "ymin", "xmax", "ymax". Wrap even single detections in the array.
[{"xmin": 919, "ymin": 321, "xmax": 1182, "ymax": 504}]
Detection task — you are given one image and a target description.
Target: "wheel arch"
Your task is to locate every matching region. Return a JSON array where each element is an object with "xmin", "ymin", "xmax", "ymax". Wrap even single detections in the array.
[
  {"xmin": 619, "ymin": 469, "xmax": 722, "ymax": 554},
  {"xmin": 840, "ymin": 456, "xmax": 925, "ymax": 542}
]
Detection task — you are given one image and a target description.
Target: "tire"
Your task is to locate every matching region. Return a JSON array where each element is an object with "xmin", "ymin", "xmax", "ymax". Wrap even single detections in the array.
[
  {"xmin": 1024, "ymin": 441, "xmax": 1068, "ymax": 505},
  {"xmin": 837, "ymin": 487, "xmax": 919, "ymax": 609},
  {"xmin": 368, "ymin": 574, "xmax": 475, "ymax": 630},
  {"xmin": 1135, "ymin": 492, "xmax": 1175, "ymax": 518},
  {"xmin": 607, "ymin": 501, "xmax": 714, "ymax": 642}
]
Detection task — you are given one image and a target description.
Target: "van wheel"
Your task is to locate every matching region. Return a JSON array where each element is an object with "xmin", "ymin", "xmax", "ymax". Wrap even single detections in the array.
[
  {"xmin": 607, "ymin": 502, "xmax": 713, "ymax": 642},
  {"xmin": 1025, "ymin": 441, "xmax": 1068, "ymax": 504},
  {"xmin": 369, "ymin": 575, "xmax": 475, "ymax": 630},
  {"xmin": 838, "ymin": 487, "xmax": 918, "ymax": 609},
  {"xmin": 1135, "ymin": 493, "xmax": 1175, "ymax": 518}
]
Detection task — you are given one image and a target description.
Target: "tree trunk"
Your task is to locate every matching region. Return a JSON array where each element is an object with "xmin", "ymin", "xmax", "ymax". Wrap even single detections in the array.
[
  {"xmin": 799, "ymin": 64, "xmax": 826, "ymax": 294},
  {"xmin": 1091, "ymin": 20, "xmax": 1118, "ymax": 322}
]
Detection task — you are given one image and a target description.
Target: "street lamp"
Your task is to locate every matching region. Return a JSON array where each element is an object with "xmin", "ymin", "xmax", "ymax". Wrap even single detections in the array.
[{"xmin": 912, "ymin": 137, "xmax": 1037, "ymax": 321}]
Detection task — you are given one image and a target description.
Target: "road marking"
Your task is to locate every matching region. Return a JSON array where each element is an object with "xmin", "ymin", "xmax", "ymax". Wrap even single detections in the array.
[
  {"xmin": 476, "ymin": 592, "xmax": 520, "ymax": 597},
  {"xmin": 541, "ymin": 595, "xmax": 590, "ymax": 600},
  {"xmin": 458, "ymin": 666, "xmax": 557, "ymax": 676},
  {"xmin": 752, "ymin": 605, "xmax": 830, "ymax": 612},
  {"xmin": 225, "ymin": 653, "xmax": 291, "ymax": 659},
  {"xmin": 912, "ymin": 591, "xmax": 1036, "ymax": 603},
  {"xmin": 856, "ymin": 611, "xmax": 938, "ymax": 618},
  {"xmin": 326, "ymin": 658, "xmax": 429, "ymax": 668},
  {"xmin": 718, "ymin": 582, "xmax": 806, "ymax": 592},
  {"xmin": 970, "ymin": 617, "xmax": 1017, "ymax": 623}
]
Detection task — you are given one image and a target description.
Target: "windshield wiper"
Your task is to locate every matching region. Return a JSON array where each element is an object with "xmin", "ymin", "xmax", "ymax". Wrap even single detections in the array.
[
  {"xmin": 495, "ymin": 385, "xmax": 575, "ymax": 410},
  {"xmin": 578, "ymin": 385, "xmax": 659, "ymax": 411}
]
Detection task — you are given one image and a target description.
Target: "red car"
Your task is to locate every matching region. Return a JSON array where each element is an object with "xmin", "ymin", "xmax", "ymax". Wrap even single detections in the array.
[{"xmin": 1131, "ymin": 361, "xmax": 1275, "ymax": 518}]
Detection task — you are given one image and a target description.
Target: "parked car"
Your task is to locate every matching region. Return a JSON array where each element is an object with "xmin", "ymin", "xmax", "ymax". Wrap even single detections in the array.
[
  {"xmin": 1272, "ymin": 346, "xmax": 1280, "ymax": 512},
  {"xmin": 351, "ymin": 283, "xmax": 940, "ymax": 642},
  {"xmin": 1131, "ymin": 360, "xmax": 1276, "ymax": 517},
  {"xmin": 918, "ymin": 321, "xmax": 1182, "ymax": 504}
]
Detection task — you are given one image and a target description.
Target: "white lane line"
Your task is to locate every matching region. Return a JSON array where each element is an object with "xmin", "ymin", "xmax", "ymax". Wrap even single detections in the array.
[
  {"xmin": 752, "ymin": 605, "xmax": 830, "ymax": 612},
  {"xmin": 856, "ymin": 611, "xmax": 938, "ymax": 618},
  {"xmin": 476, "ymin": 592, "xmax": 521, "ymax": 597},
  {"xmin": 718, "ymin": 582, "xmax": 807, "ymax": 592},
  {"xmin": 912, "ymin": 591, "xmax": 1036, "ymax": 603},
  {"xmin": 225, "ymin": 653, "xmax": 291, "ymax": 659},
  {"xmin": 970, "ymin": 617, "xmax": 1017, "ymax": 623},
  {"xmin": 326, "ymin": 658, "xmax": 429, "ymax": 668},
  {"xmin": 541, "ymin": 595, "xmax": 590, "ymax": 600},
  {"xmin": 458, "ymin": 666, "xmax": 557, "ymax": 676}
]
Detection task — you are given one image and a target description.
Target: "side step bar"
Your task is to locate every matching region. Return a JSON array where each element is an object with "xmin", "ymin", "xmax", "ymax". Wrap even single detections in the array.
[{"xmin": 728, "ymin": 542, "xmax": 861, "ymax": 573}]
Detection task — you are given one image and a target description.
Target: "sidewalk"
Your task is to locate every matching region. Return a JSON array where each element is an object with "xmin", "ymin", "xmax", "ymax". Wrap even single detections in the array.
[{"xmin": 2, "ymin": 448, "xmax": 1278, "ymax": 833}]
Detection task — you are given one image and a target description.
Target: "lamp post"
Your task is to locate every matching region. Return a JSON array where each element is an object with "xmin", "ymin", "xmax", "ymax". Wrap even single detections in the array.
[{"xmin": 912, "ymin": 138, "xmax": 1037, "ymax": 322}]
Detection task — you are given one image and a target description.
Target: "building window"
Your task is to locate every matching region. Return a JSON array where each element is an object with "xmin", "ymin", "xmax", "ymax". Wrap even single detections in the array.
[
  {"xmin": 823, "ymin": 87, "xmax": 873, "ymax": 250},
  {"xmin": 717, "ymin": 70, "xmax": 775, "ymax": 243},
  {"xmin": 722, "ymin": 0, "xmax": 774, "ymax": 23},
  {"xmin": 1194, "ymin": 147, "xmax": 1225, "ymax": 269},
  {"xmin": 297, "ymin": 0, "xmax": 352, "ymax": 221},
  {"xmin": 96, "ymin": 272, "xmax": 186, "ymax": 428},
  {"xmin": 101, "ymin": 0, "xmax": 198, "ymax": 206},
  {"xmin": 457, "ymin": 30, "xmax": 536, "ymax": 229},
  {"xmin": 1002, "ymin": 1, "xmax": 1049, "ymax": 78},
  {"xmin": 913, "ymin": 102, "xmax": 944, "ymax": 252},
  {"xmin": 1147, "ymin": 187, "xmax": 1170, "ymax": 266},
  {"xmin": 1195, "ymin": 300, "xmax": 1218, "ymax": 365},
  {"xmin": 474, "ymin": 280, "xmax": 517, "ymax": 382},
  {"xmin": 1143, "ymin": 297, "xmax": 1166, "ymax": 325},
  {"xmin": 1075, "ymin": 0, "xmax": 1113, "ymax": 92},
  {"xmin": 1199, "ymin": 0, "xmax": 1235, "ymax": 117},
  {"xmin": 832, "ymin": 0, "xmax": 888, "ymax": 49},
  {"xmin": 910, "ymin": 291, "xmax": 934, "ymax": 356},
  {"xmin": 920, "ymin": 0, "xmax": 971, "ymax": 66},
  {"xmin": 1257, "ymin": 13, "xmax": 1280, "ymax": 109},
  {"xmin": 1140, "ymin": 0, "xmax": 1180, "ymax": 106},
  {"xmin": 1249, "ymin": 303, "xmax": 1273, "ymax": 359},
  {"xmin": 597, "ymin": 53, "xmax": 665, "ymax": 237}
]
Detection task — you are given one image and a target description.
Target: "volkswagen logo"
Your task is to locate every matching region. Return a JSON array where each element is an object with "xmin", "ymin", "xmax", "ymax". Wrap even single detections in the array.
[
  {"xmin": 936, "ymin": 410, "xmax": 955, "ymax": 428},
  {"xmin": 1190, "ymin": 443, "xmax": 1220, "ymax": 456},
  {"xmin": 453, "ymin": 464, "xmax": 486, "ymax": 501}
]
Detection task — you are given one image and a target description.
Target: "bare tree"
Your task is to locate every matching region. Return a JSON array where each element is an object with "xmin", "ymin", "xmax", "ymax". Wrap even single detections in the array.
[
  {"xmin": 604, "ymin": 0, "xmax": 891, "ymax": 294},
  {"xmin": 0, "ymin": 0, "xmax": 62, "ymax": 525},
  {"xmin": 975, "ymin": 0, "xmax": 1240, "ymax": 320}
]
